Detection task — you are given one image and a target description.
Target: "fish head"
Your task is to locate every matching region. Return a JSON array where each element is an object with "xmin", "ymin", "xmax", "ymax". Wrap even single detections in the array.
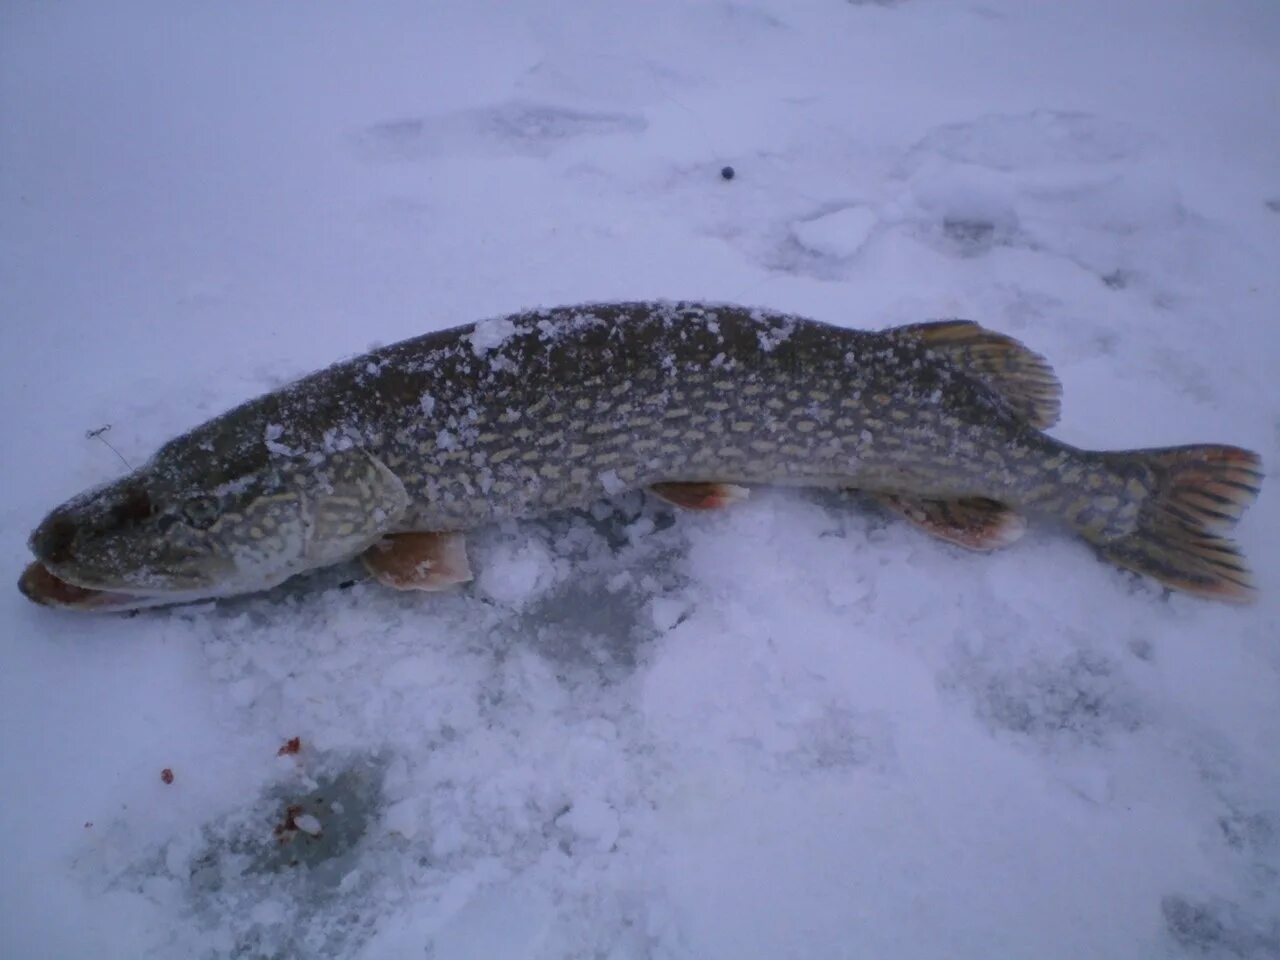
[{"xmin": 21, "ymin": 438, "xmax": 409, "ymax": 612}]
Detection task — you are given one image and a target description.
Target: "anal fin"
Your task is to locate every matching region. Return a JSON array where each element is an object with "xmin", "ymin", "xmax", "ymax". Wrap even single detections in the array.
[
  {"xmin": 874, "ymin": 494, "xmax": 1026, "ymax": 551},
  {"xmin": 362, "ymin": 532, "xmax": 473, "ymax": 591},
  {"xmin": 650, "ymin": 482, "xmax": 749, "ymax": 510}
]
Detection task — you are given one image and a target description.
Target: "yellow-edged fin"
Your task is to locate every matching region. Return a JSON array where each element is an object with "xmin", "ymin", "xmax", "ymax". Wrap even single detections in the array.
[
  {"xmin": 362, "ymin": 531, "xmax": 473, "ymax": 591},
  {"xmin": 873, "ymin": 494, "xmax": 1027, "ymax": 551},
  {"xmin": 889, "ymin": 320, "xmax": 1062, "ymax": 429},
  {"xmin": 1096, "ymin": 445, "xmax": 1262, "ymax": 603}
]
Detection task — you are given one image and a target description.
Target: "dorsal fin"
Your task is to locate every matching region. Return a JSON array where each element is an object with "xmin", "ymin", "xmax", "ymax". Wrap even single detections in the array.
[{"xmin": 889, "ymin": 320, "xmax": 1062, "ymax": 429}]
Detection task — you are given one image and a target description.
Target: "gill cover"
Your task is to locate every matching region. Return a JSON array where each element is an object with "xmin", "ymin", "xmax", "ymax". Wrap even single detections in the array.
[
  {"xmin": 298, "ymin": 449, "xmax": 411, "ymax": 566},
  {"xmin": 198, "ymin": 447, "xmax": 411, "ymax": 591}
]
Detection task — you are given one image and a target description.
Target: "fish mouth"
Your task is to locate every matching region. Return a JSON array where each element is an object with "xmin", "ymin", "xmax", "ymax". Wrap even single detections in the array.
[
  {"xmin": 20, "ymin": 558, "xmax": 298, "ymax": 612},
  {"xmin": 18, "ymin": 562, "xmax": 154, "ymax": 612}
]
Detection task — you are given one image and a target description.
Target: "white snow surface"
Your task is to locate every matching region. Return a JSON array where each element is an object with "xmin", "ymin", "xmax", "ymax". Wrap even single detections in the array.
[{"xmin": 3, "ymin": 2, "xmax": 1279, "ymax": 958}]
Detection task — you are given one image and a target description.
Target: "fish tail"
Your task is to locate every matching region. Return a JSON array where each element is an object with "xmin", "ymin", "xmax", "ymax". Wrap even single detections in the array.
[{"xmin": 1084, "ymin": 445, "xmax": 1263, "ymax": 602}]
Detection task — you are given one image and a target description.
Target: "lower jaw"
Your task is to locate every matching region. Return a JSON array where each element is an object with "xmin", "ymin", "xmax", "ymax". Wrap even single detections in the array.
[{"xmin": 18, "ymin": 562, "xmax": 153, "ymax": 612}]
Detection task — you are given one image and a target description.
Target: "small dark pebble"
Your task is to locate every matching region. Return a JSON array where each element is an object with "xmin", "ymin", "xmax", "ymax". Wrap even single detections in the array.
[{"xmin": 720, "ymin": 166, "xmax": 735, "ymax": 181}]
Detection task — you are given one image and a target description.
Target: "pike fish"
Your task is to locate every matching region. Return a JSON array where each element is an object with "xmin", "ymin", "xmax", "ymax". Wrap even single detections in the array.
[{"xmin": 19, "ymin": 301, "xmax": 1263, "ymax": 611}]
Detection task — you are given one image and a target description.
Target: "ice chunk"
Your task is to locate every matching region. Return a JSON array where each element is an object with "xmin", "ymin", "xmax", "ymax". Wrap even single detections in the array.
[
  {"xmin": 792, "ymin": 205, "xmax": 878, "ymax": 259},
  {"xmin": 293, "ymin": 813, "xmax": 323, "ymax": 836},
  {"xmin": 382, "ymin": 799, "xmax": 420, "ymax": 839},
  {"xmin": 476, "ymin": 539, "xmax": 555, "ymax": 608},
  {"xmin": 598, "ymin": 469, "xmax": 626, "ymax": 495}
]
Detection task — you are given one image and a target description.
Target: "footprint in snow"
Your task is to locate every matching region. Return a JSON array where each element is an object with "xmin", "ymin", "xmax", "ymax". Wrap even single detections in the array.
[
  {"xmin": 910, "ymin": 109, "xmax": 1152, "ymax": 172},
  {"xmin": 1162, "ymin": 895, "xmax": 1280, "ymax": 959},
  {"xmin": 357, "ymin": 100, "xmax": 647, "ymax": 160},
  {"xmin": 944, "ymin": 647, "xmax": 1144, "ymax": 747}
]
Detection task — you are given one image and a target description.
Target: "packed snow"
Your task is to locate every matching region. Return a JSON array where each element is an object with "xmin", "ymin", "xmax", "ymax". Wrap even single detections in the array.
[{"xmin": 2, "ymin": 1, "xmax": 1279, "ymax": 958}]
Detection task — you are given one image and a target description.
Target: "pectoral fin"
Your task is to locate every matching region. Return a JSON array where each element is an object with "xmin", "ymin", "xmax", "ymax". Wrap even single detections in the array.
[
  {"xmin": 873, "ymin": 494, "xmax": 1026, "ymax": 550},
  {"xmin": 650, "ymin": 482, "xmax": 750, "ymax": 510},
  {"xmin": 362, "ymin": 532, "xmax": 473, "ymax": 591}
]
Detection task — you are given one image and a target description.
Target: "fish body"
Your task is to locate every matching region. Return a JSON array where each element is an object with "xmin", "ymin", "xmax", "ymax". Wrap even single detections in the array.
[{"xmin": 21, "ymin": 302, "xmax": 1262, "ymax": 609}]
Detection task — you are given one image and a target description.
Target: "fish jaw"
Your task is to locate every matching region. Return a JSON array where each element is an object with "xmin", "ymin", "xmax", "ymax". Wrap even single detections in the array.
[
  {"xmin": 19, "ymin": 562, "xmax": 143, "ymax": 610},
  {"xmin": 17, "ymin": 557, "xmax": 309, "ymax": 613},
  {"xmin": 17, "ymin": 561, "xmax": 204, "ymax": 611}
]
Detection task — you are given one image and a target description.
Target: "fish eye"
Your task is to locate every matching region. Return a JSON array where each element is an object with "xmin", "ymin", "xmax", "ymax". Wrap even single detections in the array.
[{"xmin": 182, "ymin": 496, "xmax": 220, "ymax": 530}]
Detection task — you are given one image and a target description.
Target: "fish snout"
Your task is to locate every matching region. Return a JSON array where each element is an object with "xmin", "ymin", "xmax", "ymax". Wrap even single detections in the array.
[
  {"xmin": 17, "ymin": 562, "xmax": 47, "ymax": 603},
  {"xmin": 29, "ymin": 512, "xmax": 79, "ymax": 566}
]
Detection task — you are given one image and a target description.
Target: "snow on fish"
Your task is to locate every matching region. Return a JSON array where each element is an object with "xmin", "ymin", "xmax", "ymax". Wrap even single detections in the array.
[{"xmin": 19, "ymin": 301, "xmax": 1263, "ymax": 611}]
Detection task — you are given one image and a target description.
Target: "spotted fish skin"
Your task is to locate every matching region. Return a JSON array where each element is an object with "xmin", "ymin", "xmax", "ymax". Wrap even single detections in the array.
[
  {"xmin": 159, "ymin": 302, "xmax": 1068, "ymax": 527},
  {"xmin": 22, "ymin": 301, "xmax": 1263, "ymax": 607}
]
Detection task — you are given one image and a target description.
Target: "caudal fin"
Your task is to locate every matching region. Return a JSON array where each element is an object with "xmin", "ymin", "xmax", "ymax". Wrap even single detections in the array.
[{"xmin": 1097, "ymin": 445, "xmax": 1263, "ymax": 603}]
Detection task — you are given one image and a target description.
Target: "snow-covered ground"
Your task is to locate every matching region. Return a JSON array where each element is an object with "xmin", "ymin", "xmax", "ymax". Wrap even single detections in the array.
[{"xmin": 3, "ymin": 1, "xmax": 1278, "ymax": 957}]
